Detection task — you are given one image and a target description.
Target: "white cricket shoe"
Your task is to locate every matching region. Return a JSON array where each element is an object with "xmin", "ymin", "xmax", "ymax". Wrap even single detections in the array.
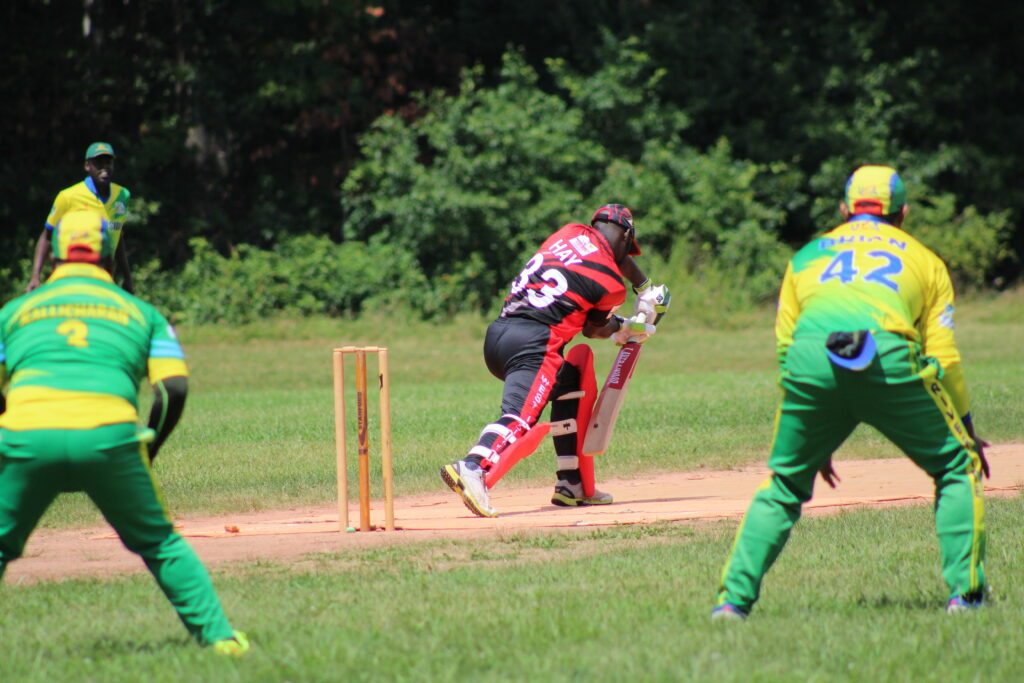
[
  {"xmin": 441, "ymin": 460, "xmax": 498, "ymax": 518},
  {"xmin": 550, "ymin": 479, "xmax": 613, "ymax": 507}
]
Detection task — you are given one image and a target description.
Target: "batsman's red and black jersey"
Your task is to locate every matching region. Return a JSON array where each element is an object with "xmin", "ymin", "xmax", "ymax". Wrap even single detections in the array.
[{"xmin": 500, "ymin": 223, "xmax": 626, "ymax": 345}]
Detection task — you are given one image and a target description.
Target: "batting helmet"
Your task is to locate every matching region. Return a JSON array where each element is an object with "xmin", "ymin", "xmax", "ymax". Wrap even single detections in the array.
[
  {"xmin": 844, "ymin": 165, "xmax": 906, "ymax": 217},
  {"xmin": 52, "ymin": 210, "xmax": 112, "ymax": 264},
  {"xmin": 591, "ymin": 203, "xmax": 641, "ymax": 255}
]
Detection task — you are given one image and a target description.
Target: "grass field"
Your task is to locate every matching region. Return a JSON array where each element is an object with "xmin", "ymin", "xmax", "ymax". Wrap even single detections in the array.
[{"xmin": 5, "ymin": 289, "xmax": 1024, "ymax": 681}]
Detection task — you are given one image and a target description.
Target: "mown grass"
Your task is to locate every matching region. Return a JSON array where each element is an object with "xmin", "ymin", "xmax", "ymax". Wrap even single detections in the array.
[
  {"xmin": 5, "ymin": 500, "xmax": 1023, "ymax": 681},
  {"xmin": 35, "ymin": 289, "xmax": 1024, "ymax": 527},
  {"xmin": 6, "ymin": 290, "xmax": 1024, "ymax": 680}
]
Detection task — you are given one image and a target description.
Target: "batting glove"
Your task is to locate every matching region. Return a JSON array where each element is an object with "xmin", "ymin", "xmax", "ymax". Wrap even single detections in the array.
[
  {"xmin": 634, "ymin": 282, "xmax": 671, "ymax": 324},
  {"xmin": 611, "ymin": 315, "xmax": 656, "ymax": 346}
]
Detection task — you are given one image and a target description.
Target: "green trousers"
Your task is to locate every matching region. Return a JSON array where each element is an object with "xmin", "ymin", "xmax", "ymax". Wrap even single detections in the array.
[
  {"xmin": 0, "ymin": 423, "xmax": 235, "ymax": 645},
  {"xmin": 717, "ymin": 332, "xmax": 986, "ymax": 613}
]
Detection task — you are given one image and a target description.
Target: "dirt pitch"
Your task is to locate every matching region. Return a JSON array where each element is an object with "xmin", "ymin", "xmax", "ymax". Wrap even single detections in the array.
[{"xmin": 7, "ymin": 444, "xmax": 1023, "ymax": 584}]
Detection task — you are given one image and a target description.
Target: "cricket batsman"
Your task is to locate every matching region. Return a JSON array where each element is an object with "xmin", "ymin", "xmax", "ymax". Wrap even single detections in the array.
[
  {"xmin": 0, "ymin": 211, "xmax": 248, "ymax": 654},
  {"xmin": 441, "ymin": 204, "xmax": 669, "ymax": 517},
  {"xmin": 712, "ymin": 166, "xmax": 989, "ymax": 620}
]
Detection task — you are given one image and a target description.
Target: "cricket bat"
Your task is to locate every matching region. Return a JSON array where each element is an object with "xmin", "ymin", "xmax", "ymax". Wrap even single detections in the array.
[{"xmin": 581, "ymin": 337, "xmax": 644, "ymax": 457}]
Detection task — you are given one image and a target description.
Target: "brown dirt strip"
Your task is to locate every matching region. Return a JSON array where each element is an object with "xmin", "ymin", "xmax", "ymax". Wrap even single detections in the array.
[{"xmin": 7, "ymin": 444, "xmax": 1022, "ymax": 584}]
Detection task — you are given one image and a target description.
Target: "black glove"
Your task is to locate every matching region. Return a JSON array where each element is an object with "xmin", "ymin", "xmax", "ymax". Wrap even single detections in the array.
[{"xmin": 147, "ymin": 376, "xmax": 188, "ymax": 462}]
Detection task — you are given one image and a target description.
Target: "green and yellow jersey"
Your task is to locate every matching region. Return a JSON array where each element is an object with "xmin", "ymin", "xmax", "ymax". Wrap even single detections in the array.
[
  {"xmin": 45, "ymin": 178, "xmax": 131, "ymax": 249},
  {"xmin": 776, "ymin": 214, "xmax": 969, "ymax": 415},
  {"xmin": 0, "ymin": 263, "xmax": 185, "ymax": 430}
]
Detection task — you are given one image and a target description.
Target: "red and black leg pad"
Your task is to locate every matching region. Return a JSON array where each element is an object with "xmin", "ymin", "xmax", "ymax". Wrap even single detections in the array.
[
  {"xmin": 551, "ymin": 344, "xmax": 599, "ymax": 496},
  {"xmin": 483, "ymin": 420, "xmax": 550, "ymax": 489}
]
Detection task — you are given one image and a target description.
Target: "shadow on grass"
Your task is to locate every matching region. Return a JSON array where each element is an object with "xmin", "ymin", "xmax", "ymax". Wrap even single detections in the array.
[
  {"xmin": 854, "ymin": 594, "xmax": 941, "ymax": 611},
  {"xmin": 77, "ymin": 636, "xmax": 191, "ymax": 657}
]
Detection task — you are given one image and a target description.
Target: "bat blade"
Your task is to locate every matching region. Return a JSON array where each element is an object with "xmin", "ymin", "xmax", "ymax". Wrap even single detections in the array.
[{"xmin": 581, "ymin": 342, "xmax": 643, "ymax": 457}]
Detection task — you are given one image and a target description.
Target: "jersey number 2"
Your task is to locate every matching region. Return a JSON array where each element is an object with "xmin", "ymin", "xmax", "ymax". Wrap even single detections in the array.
[
  {"xmin": 820, "ymin": 250, "xmax": 902, "ymax": 292},
  {"xmin": 57, "ymin": 320, "xmax": 89, "ymax": 347}
]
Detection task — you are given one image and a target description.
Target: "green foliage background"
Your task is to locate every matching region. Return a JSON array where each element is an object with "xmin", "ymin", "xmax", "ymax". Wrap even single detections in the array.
[{"xmin": 1, "ymin": 2, "xmax": 1020, "ymax": 318}]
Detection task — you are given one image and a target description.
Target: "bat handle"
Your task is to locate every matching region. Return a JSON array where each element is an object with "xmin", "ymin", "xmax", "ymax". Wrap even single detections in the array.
[{"xmin": 626, "ymin": 311, "xmax": 647, "ymax": 344}]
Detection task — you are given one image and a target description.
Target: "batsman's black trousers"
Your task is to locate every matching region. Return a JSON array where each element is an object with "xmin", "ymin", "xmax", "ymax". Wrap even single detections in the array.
[{"xmin": 487, "ymin": 318, "xmax": 578, "ymax": 419}]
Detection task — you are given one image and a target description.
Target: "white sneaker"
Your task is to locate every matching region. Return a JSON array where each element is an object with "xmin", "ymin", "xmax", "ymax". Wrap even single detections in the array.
[
  {"xmin": 441, "ymin": 460, "xmax": 498, "ymax": 518},
  {"xmin": 551, "ymin": 479, "xmax": 613, "ymax": 507}
]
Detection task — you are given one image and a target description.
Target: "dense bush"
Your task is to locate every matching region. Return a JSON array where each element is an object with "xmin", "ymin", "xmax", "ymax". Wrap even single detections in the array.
[
  {"xmin": 590, "ymin": 138, "xmax": 794, "ymax": 305},
  {"xmin": 0, "ymin": 263, "xmax": 24, "ymax": 304},
  {"xmin": 135, "ymin": 235, "xmax": 436, "ymax": 324},
  {"xmin": 906, "ymin": 195, "xmax": 1013, "ymax": 291},
  {"xmin": 5, "ymin": 33, "xmax": 1017, "ymax": 322},
  {"xmin": 6, "ymin": 2, "xmax": 1023, "ymax": 290},
  {"xmin": 340, "ymin": 45, "xmax": 803, "ymax": 309},
  {"xmin": 341, "ymin": 50, "xmax": 608, "ymax": 295}
]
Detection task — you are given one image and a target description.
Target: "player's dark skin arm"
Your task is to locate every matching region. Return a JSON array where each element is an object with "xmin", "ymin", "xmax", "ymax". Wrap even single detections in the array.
[
  {"xmin": 26, "ymin": 230, "xmax": 52, "ymax": 292},
  {"xmin": 593, "ymin": 221, "xmax": 647, "ymax": 289},
  {"xmin": 147, "ymin": 376, "xmax": 187, "ymax": 462},
  {"xmin": 582, "ymin": 312, "xmax": 623, "ymax": 340},
  {"xmin": 584, "ymin": 222, "xmax": 650, "ymax": 339},
  {"xmin": 578, "ymin": 221, "xmax": 647, "ymax": 342},
  {"xmin": 114, "ymin": 236, "xmax": 134, "ymax": 294},
  {"xmin": 962, "ymin": 414, "xmax": 991, "ymax": 478},
  {"xmin": 619, "ymin": 256, "xmax": 650, "ymax": 291}
]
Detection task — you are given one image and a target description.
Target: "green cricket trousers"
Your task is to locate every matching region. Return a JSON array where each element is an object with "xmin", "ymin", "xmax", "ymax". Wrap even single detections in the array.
[
  {"xmin": 0, "ymin": 422, "xmax": 235, "ymax": 645},
  {"xmin": 717, "ymin": 331, "xmax": 985, "ymax": 613}
]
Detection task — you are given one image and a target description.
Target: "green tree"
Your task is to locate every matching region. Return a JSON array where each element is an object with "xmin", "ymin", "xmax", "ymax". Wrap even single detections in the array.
[{"xmin": 342, "ymin": 50, "xmax": 608, "ymax": 297}]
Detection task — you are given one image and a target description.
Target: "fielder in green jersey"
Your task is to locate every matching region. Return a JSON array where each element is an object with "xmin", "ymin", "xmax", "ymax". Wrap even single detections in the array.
[
  {"xmin": 712, "ymin": 166, "xmax": 989, "ymax": 620},
  {"xmin": 0, "ymin": 211, "xmax": 248, "ymax": 655}
]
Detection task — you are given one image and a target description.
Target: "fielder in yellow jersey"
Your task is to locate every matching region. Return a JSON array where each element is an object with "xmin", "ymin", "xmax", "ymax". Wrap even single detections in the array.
[
  {"xmin": 27, "ymin": 142, "xmax": 134, "ymax": 293},
  {"xmin": 0, "ymin": 211, "xmax": 248, "ymax": 655},
  {"xmin": 712, "ymin": 166, "xmax": 988, "ymax": 620}
]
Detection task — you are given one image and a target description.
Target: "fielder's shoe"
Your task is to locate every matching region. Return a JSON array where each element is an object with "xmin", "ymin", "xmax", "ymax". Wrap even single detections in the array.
[
  {"xmin": 441, "ymin": 460, "xmax": 498, "ymax": 518},
  {"xmin": 211, "ymin": 631, "xmax": 250, "ymax": 657},
  {"xmin": 550, "ymin": 479, "xmax": 613, "ymax": 507},
  {"xmin": 946, "ymin": 594, "xmax": 984, "ymax": 614},
  {"xmin": 711, "ymin": 603, "xmax": 748, "ymax": 621}
]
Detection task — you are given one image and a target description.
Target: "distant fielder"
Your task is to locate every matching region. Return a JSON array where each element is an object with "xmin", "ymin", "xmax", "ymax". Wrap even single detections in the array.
[
  {"xmin": 441, "ymin": 204, "xmax": 668, "ymax": 517},
  {"xmin": 0, "ymin": 211, "xmax": 248, "ymax": 654},
  {"xmin": 27, "ymin": 141, "xmax": 134, "ymax": 293},
  {"xmin": 712, "ymin": 166, "xmax": 989, "ymax": 620}
]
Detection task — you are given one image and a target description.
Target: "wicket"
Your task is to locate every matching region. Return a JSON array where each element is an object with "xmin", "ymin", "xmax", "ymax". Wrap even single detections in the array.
[{"xmin": 332, "ymin": 346, "xmax": 395, "ymax": 532}]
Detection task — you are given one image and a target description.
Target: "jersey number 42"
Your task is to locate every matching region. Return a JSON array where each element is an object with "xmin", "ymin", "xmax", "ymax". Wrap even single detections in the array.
[{"xmin": 820, "ymin": 250, "xmax": 903, "ymax": 292}]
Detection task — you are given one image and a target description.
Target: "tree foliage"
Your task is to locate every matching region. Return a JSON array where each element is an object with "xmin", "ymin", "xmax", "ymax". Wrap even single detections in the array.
[{"xmin": 2, "ymin": 0, "xmax": 1020, "ymax": 313}]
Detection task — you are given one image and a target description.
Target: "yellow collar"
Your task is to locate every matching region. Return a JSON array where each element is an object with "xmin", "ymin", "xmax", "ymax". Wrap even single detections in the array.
[{"xmin": 47, "ymin": 263, "xmax": 115, "ymax": 284}]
